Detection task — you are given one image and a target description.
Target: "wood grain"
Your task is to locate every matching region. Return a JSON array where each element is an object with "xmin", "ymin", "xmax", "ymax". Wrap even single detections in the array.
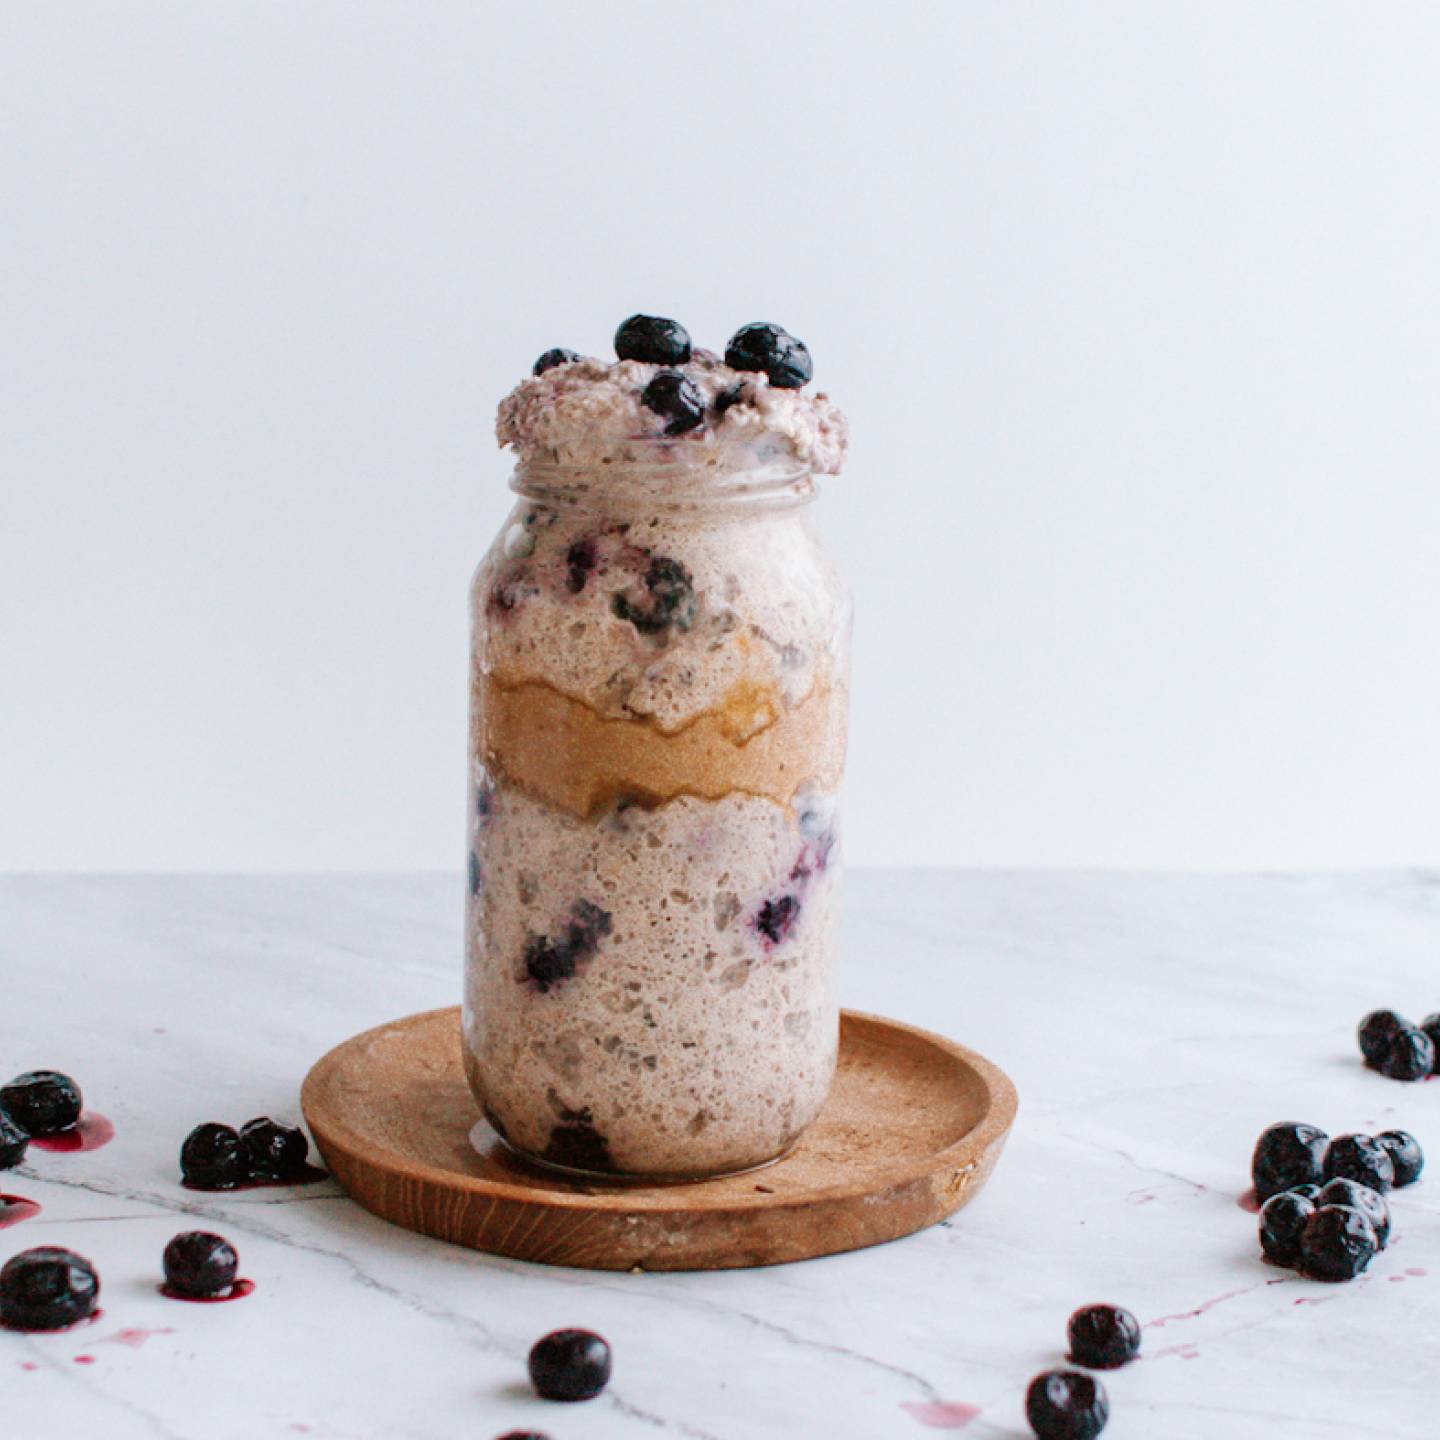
[{"xmin": 301, "ymin": 1007, "xmax": 1017, "ymax": 1271}]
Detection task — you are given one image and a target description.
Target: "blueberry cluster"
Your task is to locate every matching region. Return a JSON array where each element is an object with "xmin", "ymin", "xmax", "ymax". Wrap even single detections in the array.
[
  {"xmin": 0, "ymin": 1069, "xmax": 83, "ymax": 1166},
  {"xmin": 1024, "ymin": 1303, "xmax": 1137, "ymax": 1439},
  {"xmin": 1251, "ymin": 1122, "xmax": 1423, "ymax": 1281},
  {"xmin": 522, "ymin": 899, "xmax": 614, "ymax": 993},
  {"xmin": 528, "ymin": 313, "xmax": 817, "ymax": 437},
  {"xmin": 1358, "ymin": 1008, "xmax": 1440, "ymax": 1081},
  {"xmin": 180, "ymin": 1115, "xmax": 315, "ymax": 1190}
]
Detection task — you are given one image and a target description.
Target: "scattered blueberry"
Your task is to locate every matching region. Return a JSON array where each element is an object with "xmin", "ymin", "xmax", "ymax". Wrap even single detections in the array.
[
  {"xmin": 1259, "ymin": 1190, "xmax": 1316, "ymax": 1267},
  {"xmin": 724, "ymin": 322, "xmax": 814, "ymax": 389},
  {"xmin": 163, "ymin": 1231, "xmax": 239, "ymax": 1298},
  {"xmin": 1299, "ymin": 1204, "xmax": 1379, "ymax": 1282},
  {"xmin": 0, "ymin": 1110, "xmax": 28, "ymax": 1169},
  {"xmin": 180, "ymin": 1122, "xmax": 245, "ymax": 1190},
  {"xmin": 533, "ymin": 348, "xmax": 581, "ymax": 376},
  {"xmin": 1, "ymin": 1071, "xmax": 82, "ymax": 1136},
  {"xmin": 755, "ymin": 894, "xmax": 801, "ymax": 945},
  {"xmin": 527, "ymin": 1327, "xmax": 613, "ymax": 1401},
  {"xmin": 1358, "ymin": 1009, "xmax": 1407, "ymax": 1065},
  {"xmin": 1315, "ymin": 1178, "xmax": 1390, "ymax": 1248},
  {"xmin": 1377, "ymin": 1026, "xmax": 1437, "ymax": 1081},
  {"xmin": 1420, "ymin": 1013, "xmax": 1440, "ymax": 1068},
  {"xmin": 614, "ymin": 314, "xmax": 691, "ymax": 366},
  {"xmin": 1251, "ymin": 1121, "xmax": 1329, "ymax": 1201},
  {"xmin": 611, "ymin": 555, "xmax": 697, "ymax": 636},
  {"xmin": 1025, "ymin": 1369, "xmax": 1109, "ymax": 1440},
  {"xmin": 1066, "ymin": 1304, "xmax": 1140, "ymax": 1370},
  {"xmin": 239, "ymin": 1117, "xmax": 310, "ymax": 1181},
  {"xmin": 640, "ymin": 369, "xmax": 706, "ymax": 435},
  {"xmin": 713, "ymin": 381, "xmax": 748, "ymax": 417},
  {"xmin": 1375, "ymin": 1129, "xmax": 1424, "ymax": 1187},
  {"xmin": 1323, "ymin": 1133, "xmax": 1395, "ymax": 1193},
  {"xmin": 524, "ymin": 900, "xmax": 613, "ymax": 992},
  {"xmin": 0, "ymin": 1247, "xmax": 100, "ymax": 1331},
  {"xmin": 565, "ymin": 537, "xmax": 598, "ymax": 594}
]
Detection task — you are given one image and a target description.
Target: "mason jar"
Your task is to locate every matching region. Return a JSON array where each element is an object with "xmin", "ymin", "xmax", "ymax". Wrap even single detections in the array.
[{"xmin": 463, "ymin": 441, "xmax": 850, "ymax": 1182}]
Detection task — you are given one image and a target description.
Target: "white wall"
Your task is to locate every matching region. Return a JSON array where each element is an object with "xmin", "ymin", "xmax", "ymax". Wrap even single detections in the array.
[{"xmin": 4, "ymin": 2, "xmax": 1439, "ymax": 872}]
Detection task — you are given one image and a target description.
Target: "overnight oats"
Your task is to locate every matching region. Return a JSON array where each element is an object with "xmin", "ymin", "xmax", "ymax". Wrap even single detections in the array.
[{"xmin": 464, "ymin": 315, "xmax": 850, "ymax": 1180}]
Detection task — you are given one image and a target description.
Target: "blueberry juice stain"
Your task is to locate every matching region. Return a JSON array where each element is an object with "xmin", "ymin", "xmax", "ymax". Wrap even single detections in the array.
[
  {"xmin": 0, "ymin": 1195, "xmax": 41, "ymax": 1228},
  {"xmin": 30, "ymin": 1113, "xmax": 115, "ymax": 1153},
  {"xmin": 158, "ymin": 1278, "xmax": 256, "ymax": 1304}
]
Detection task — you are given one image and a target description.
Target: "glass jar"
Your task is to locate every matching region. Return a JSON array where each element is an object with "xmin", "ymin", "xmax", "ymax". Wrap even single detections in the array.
[{"xmin": 463, "ymin": 447, "xmax": 850, "ymax": 1180}]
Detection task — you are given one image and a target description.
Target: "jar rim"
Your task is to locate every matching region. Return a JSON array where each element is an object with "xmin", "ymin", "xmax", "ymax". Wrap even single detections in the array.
[{"xmin": 511, "ymin": 451, "xmax": 816, "ymax": 512}]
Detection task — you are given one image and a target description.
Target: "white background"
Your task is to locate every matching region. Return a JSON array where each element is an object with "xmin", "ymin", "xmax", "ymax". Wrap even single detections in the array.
[{"xmin": 4, "ymin": 2, "xmax": 1439, "ymax": 873}]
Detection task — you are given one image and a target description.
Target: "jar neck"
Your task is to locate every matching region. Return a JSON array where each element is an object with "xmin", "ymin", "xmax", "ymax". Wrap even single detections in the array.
[{"xmin": 511, "ymin": 455, "xmax": 816, "ymax": 516}]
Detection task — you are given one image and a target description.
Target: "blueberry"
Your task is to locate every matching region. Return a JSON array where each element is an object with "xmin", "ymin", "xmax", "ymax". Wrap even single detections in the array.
[
  {"xmin": 163, "ymin": 1231, "xmax": 239, "ymax": 1298},
  {"xmin": 724, "ymin": 322, "xmax": 814, "ymax": 389},
  {"xmin": 496, "ymin": 1433, "xmax": 553, "ymax": 1440},
  {"xmin": 1252, "ymin": 1121, "xmax": 1329, "ymax": 1201},
  {"xmin": 180, "ymin": 1122, "xmax": 245, "ymax": 1190},
  {"xmin": 544, "ymin": 1114, "xmax": 614, "ymax": 1174},
  {"xmin": 0, "ymin": 1110, "xmax": 28, "ymax": 1169},
  {"xmin": 1316, "ymin": 1178, "xmax": 1390, "ymax": 1248},
  {"xmin": 1066, "ymin": 1304, "xmax": 1140, "ymax": 1369},
  {"xmin": 713, "ymin": 382, "xmax": 748, "ymax": 417},
  {"xmin": 565, "ymin": 537, "xmax": 598, "ymax": 594},
  {"xmin": 239, "ymin": 1117, "xmax": 310, "ymax": 1181},
  {"xmin": 468, "ymin": 849, "xmax": 483, "ymax": 897},
  {"xmin": 1323, "ymin": 1133, "xmax": 1395, "ymax": 1192},
  {"xmin": 611, "ymin": 556, "xmax": 697, "ymax": 635},
  {"xmin": 0, "ymin": 1247, "xmax": 100, "ymax": 1331},
  {"xmin": 527, "ymin": 1327, "xmax": 613, "ymax": 1401},
  {"xmin": 1024, "ymin": 1369, "xmax": 1109, "ymax": 1440},
  {"xmin": 1, "ymin": 1071, "xmax": 82, "ymax": 1136},
  {"xmin": 1299, "ymin": 1205, "xmax": 1379, "ymax": 1282},
  {"xmin": 1358, "ymin": 1009, "xmax": 1408, "ymax": 1065},
  {"xmin": 1289, "ymin": 1183, "xmax": 1322, "ymax": 1201},
  {"xmin": 533, "ymin": 348, "xmax": 581, "ymax": 376},
  {"xmin": 1377, "ymin": 1026, "xmax": 1436, "ymax": 1081},
  {"xmin": 640, "ymin": 369, "xmax": 705, "ymax": 435},
  {"xmin": 1258, "ymin": 1190, "xmax": 1316, "ymax": 1267},
  {"xmin": 524, "ymin": 901, "xmax": 613, "ymax": 991},
  {"xmin": 755, "ymin": 895, "xmax": 801, "ymax": 945},
  {"xmin": 1420, "ymin": 1013, "xmax": 1440, "ymax": 1069},
  {"xmin": 614, "ymin": 314, "xmax": 692, "ymax": 365},
  {"xmin": 1375, "ymin": 1129, "xmax": 1424, "ymax": 1187}
]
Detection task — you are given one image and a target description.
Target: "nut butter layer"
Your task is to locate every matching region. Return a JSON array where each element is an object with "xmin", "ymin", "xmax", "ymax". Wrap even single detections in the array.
[{"xmin": 476, "ymin": 671, "xmax": 846, "ymax": 818}]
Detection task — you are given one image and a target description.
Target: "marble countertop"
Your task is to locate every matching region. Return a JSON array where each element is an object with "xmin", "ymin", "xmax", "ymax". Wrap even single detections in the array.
[{"xmin": 4, "ymin": 870, "xmax": 1438, "ymax": 1439}]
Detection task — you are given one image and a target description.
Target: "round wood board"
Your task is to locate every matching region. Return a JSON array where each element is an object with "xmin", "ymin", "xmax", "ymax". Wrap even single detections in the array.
[{"xmin": 301, "ymin": 1006, "xmax": 1017, "ymax": 1271}]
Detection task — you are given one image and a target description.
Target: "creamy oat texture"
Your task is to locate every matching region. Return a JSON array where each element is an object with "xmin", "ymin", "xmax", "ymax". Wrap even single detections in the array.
[{"xmin": 465, "ymin": 345, "xmax": 849, "ymax": 1178}]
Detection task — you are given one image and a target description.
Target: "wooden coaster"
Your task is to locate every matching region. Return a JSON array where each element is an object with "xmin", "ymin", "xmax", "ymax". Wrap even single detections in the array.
[{"xmin": 301, "ymin": 1006, "xmax": 1017, "ymax": 1271}]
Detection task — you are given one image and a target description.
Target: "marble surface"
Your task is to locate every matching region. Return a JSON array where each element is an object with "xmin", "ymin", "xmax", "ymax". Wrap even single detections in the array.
[{"xmin": 4, "ymin": 871, "xmax": 1439, "ymax": 1439}]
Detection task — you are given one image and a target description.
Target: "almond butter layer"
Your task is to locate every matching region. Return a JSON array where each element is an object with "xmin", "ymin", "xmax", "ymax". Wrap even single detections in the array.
[{"xmin": 474, "ymin": 672, "xmax": 846, "ymax": 818}]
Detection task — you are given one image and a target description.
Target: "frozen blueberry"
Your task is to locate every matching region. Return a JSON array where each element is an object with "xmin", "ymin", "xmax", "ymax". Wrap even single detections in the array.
[
  {"xmin": 1420, "ymin": 1013, "xmax": 1440, "ymax": 1069},
  {"xmin": 163, "ymin": 1231, "xmax": 238, "ymax": 1298},
  {"xmin": 1358, "ymin": 1009, "xmax": 1408, "ymax": 1065},
  {"xmin": 614, "ymin": 314, "xmax": 691, "ymax": 365},
  {"xmin": 640, "ymin": 369, "xmax": 706, "ymax": 435},
  {"xmin": 0, "ymin": 1110, "xmax": 28, "ymax": 1169},
  {"xmin": 1066, "ymin": 1304, "xmax": 1140, "ymax": 1369},
  {"xmin": 532, "ymin": 347, "xmax": 580, "ymax": 376},
  {"xmin": 1259, "ymin": 1190, "xmax": 1316, "ymax": 1267},
  {"xmin": 1324, "ymin": 1133, "xmax": 1395, "ymax": 1193},
  {"xmin": 1025, "ymin": 1369, "xmax": 1109, "ymax": 1440},
  {"xmin": 1375, "ymin": 1129, "xmax": 1424, "ymax": 1187},
  {"xmin": 239, "ymin": 1117, "xmax": 310, "ymax": 1181},
  {"xmin": 527, "ymin": 1327, "xmax": 613, "ymax": 1401},
  {"xmin": 755, "ymin": 895, "xmax": 801, "ymax": 945},
  {"xmin": 0, "ymin": 1247, "xmax": 100, "ymax": 1331},
  {"xmin": 180, "ymin": 1122, "xmax": 245, "ymax": 1190},
  {"xmin": 612, "ymin": 555, "xmax": 697, "ymax": 635},
  {"xmin": 1377, "ymin": 1026, "xmax": 1437, "ymax": 1082},
  {"xmin": 724, "ymin": 322, "xmax": 814, "ymax": 389},
  {"xmin": 1316, "ymin": 1178, "xmax": 1390, "ymax": 1248},
  {"xmin": 1251, "ymin": 1121, "xmax": 1329, "ymax": 1201},
  {"xmin": 1299, "ymin": 1205, "xmax": 1379, "ymax": 1282},
  {"xmin": 1, "ymin": 1071, "xmax": 82, "ymax": 1136}
]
